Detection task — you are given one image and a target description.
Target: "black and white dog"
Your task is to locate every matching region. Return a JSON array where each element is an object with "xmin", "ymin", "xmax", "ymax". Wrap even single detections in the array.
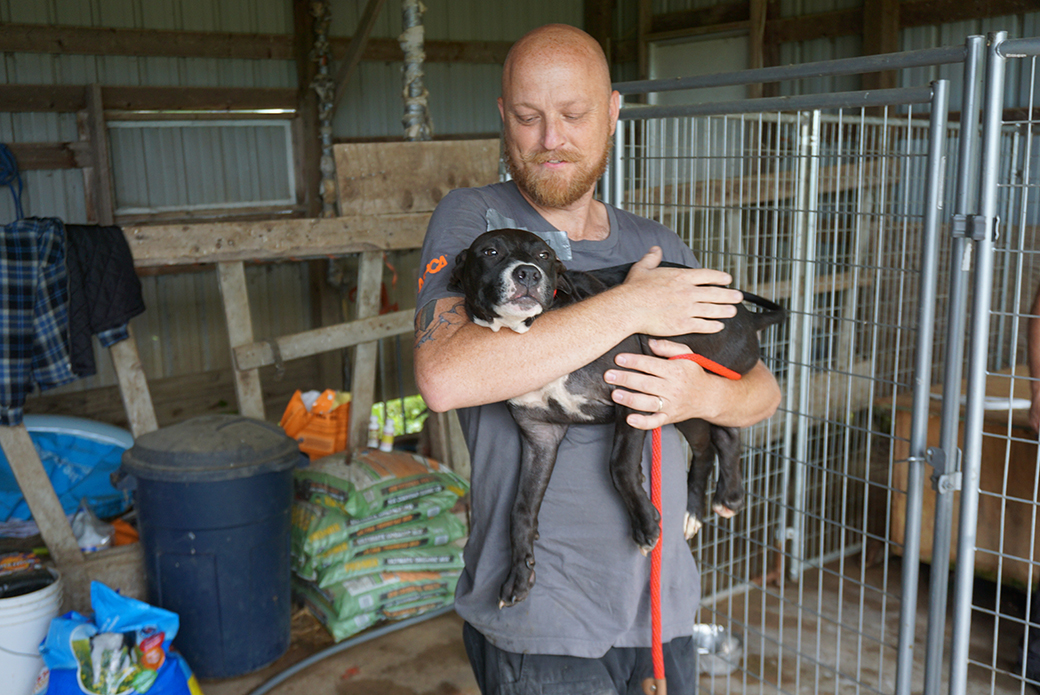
[{"xmin": 448, "ymin": 228, "xmax": 785, "ymax": 607}]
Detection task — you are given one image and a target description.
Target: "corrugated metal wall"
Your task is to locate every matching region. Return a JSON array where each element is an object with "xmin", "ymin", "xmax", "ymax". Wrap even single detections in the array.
[{"xmin": 0, "ymin": 0, "xmax": 582, "ymax": 406}]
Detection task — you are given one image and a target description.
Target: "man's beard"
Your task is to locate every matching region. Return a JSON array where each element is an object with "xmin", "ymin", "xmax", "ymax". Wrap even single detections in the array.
[{"xmin": 504, "ymin": 132, "xmax": 613, "ymax": 208}]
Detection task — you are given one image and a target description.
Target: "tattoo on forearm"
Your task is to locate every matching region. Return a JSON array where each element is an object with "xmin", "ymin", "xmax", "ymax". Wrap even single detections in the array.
[{"xmin": 415, "ymin": 300, "xmax": 466, "ymax": 349}]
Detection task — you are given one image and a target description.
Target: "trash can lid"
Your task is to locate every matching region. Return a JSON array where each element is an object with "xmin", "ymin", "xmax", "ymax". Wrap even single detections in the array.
[{"xmin": 121, "ymin": 415, "xmax": 300, "ymax": 482}]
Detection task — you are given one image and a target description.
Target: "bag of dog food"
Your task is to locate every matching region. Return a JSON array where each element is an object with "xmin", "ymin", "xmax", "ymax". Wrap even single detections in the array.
[
  {"xmin": 294, "ymin": 576, "xmax": 455, "ymax": 642},
  {"xmin": 38, "ymin": 581, "xmax": 203, "ymax": 695},
  {"xmin": 294, "ymin": 510, "xmax": 467, "ymax": 579},
  {"xmin": 295, "ymin": 449, "xmax": 468, "ymax": 519},
  {"xmin": 291, "ymin": 490, "xmax": 461, "ymax": 560},
  {"xmin": 297, "ymin": 569, "xmax": 460, "ymax": 619},
  {"xmin": 315, "ymin": 543, "xmax": 466, "ymax": 588}
]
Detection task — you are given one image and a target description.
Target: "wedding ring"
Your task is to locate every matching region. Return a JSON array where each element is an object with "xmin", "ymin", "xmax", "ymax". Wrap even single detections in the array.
[{"xmin": 656, "ymin": 397, "xmax": 664, "ymax": 413}]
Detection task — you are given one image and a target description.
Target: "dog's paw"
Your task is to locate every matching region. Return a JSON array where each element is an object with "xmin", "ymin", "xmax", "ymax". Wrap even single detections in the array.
[
  {"xmin": 499, "ymin": 557, "xmax": 536, "ymax": 608},
  {"xmin": 631, "ymin": 507, "xmax": 661, "ymax": 555},
  {"xmin": 683, "ymin": 511, "xmax": 702, "ymax": 539},
  {"xmin": 712, "ymin": 488, "xmax": 744, "ymax": 518}
]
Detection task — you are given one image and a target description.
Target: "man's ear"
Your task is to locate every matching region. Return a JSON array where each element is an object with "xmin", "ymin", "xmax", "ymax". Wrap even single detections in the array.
[{"xmin": 447, "ymin": 249, "xmax": 469, "ymax": 292}]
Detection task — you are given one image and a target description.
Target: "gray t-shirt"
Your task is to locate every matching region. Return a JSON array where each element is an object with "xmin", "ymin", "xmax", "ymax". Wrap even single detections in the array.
[{"xmin": 415, "ymin": 181, "xmax": 701, "ymax": 658}]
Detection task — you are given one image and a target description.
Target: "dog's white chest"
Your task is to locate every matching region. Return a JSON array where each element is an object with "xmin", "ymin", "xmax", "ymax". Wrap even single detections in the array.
[{"xmin": 509, "ymin": 375, "xmax": 594, "ymax": 420}]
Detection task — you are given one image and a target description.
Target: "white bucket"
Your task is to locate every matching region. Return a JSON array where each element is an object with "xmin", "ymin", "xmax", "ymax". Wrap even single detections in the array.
[{"xmin": 0, "ymin": 570, "xmax": 63, "ymax": 695}]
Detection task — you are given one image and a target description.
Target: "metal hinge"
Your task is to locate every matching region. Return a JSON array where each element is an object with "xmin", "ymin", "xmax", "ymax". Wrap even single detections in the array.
[{"xmin": 927, "ymin": 446, "xmax": 962, "ymax": 493}]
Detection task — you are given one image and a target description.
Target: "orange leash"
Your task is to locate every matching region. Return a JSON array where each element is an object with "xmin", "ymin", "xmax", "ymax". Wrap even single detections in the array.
[{"xmin": 644, "ymin": 353, "xmax": 742, "ymax": 695}]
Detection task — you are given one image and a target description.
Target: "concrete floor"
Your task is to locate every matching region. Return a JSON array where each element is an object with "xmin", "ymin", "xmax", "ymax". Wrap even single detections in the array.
[
  {"xmin": 197, "ymin": 557, "xmax": 1035, "ymax": 695},
  {"xmin": 200, "ymin": 608, "xmax": 480, "ymax": 695}
]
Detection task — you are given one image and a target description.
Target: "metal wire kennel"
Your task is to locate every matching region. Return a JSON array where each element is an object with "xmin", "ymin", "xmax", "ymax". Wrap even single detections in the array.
[{"xmin": 598, "ymin": 33, "xmax": 1040, "ymax": 695}]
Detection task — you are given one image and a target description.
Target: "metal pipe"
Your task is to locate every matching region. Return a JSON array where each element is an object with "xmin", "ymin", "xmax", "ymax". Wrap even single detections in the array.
[
  {"xmin": 998, "ymin": 36, "xmax": 1040, "ymax": 57},
  {"xmin": 894, "ymin": 78, "xmax": 949, "ymax": 695},
  {"xmin": 619, "ymin": 86, "xmax": 935, "ymax": 121},
  {"xmin": 614, "ymin": 45, "xmax": 967, "ymax": 96},
  {"xmin": 921, "ymin": 34, "xmax": 985, "ymax": 695},
  {"xmin": 948, "ymin": 31, "xmax": 1008, "ymax": 695}
]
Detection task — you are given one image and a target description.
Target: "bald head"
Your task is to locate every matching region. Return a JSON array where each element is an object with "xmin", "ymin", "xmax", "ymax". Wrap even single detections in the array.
[{"xmin": 502, "ymin": 24, "xmax": 612, "ymax": 101}]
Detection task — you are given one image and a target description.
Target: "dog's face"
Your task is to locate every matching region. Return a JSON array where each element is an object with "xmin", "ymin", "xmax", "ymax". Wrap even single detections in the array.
[{"xmin": 448, "ymin": 229, "xmax": 566, "ymax": 333}]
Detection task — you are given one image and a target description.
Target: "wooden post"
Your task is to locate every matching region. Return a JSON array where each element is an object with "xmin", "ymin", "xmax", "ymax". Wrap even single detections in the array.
[
  {"xmin": 584, "ymin": 0, "xmax": 614, "ymax": 65},
  {"xmin": 293, "ymin": 0, "xmax": 321, "ymax": 218},
  {"xmin": 217, "ymin": 261, "xmax": 266, "ymax": 420},
  {"xmin": 862, "ymin": 0, "xmax": 900, "ymax": 93},
  {"xmin": 348, "ymin": 251, "xmax": 383, "ymax": 449},
  {"xmin": 748, "ymin": 0, "xmax": 768, "ymax": 99},
  {"xmin": 82, "ymin": 83, "xmax": 116, "ymax": 225},
  {"xmin": 0, "ymin": 426, "xmax": 84, "ymax": 567},
  {"xmin": 637, "ymin": 0, "xmax": 652, "ymax": 83},
  {"xmin": 109, "ymin": 325, "xmax": 159, "ymax": 436}
]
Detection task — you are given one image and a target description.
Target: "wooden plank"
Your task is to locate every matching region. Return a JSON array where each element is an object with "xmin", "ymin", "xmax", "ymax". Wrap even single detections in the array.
[
  {"xmin": 293, "ymin": 0, "xmax": 321, "ymax": 218},
  {"xmin": 7, "ymin": 141, "xmax": 92, "ymax": 170},
  {"xmin": 234, "ymin": 309, "xmax": 413, "ymax": 371},
  {"xmin": 0, "ymin": 23, "xmax": 511, "ymax": 64},
  {"xmin": 766, "ymin": 9, "xmax": 860, "ymax": 44},
  {"xmin": 335, "ymin": 139, "xmax": 500, "ymax": 216},
  {"xmin": 862, "ymin": 0, "xmax": 900, "ymax": 93},
  {"xmin": 585, "ymin": 0, "xmax": 614, "ymax": 61},
  {"xmin": 650, "ymin": 0, "xmax": 750, "ymax": 35},
  {"xmin": 84, "ymin": 84, "xmax": 115, "ymax": 226},
  {"xmin": 62, "ymin": 544, "xmax": 147, "ymax": 613},
  {"xmin": 748, "ymin": 0, "xmax": 768, "ymax": 100},
  {"xmin": 0, "ymin": 84, "xmax": 297, "ymax": 113},
  {"xmin": 333, "ymin": 0, "xmax": 387, "ymax": 113},
  {"xmin": 26, "ymin": 357, "xmax": 323, "ymax": 428},
  {"xmin": 348, "ymin": 251, "xmax": 384, "ymax": 450},
  {"xmin": 123, "ymin": 215, "xmax": 430, "ymax": 267},
  {"xmin": 217, "ymin": 261, "xmax": 266, "ymax": 420},
  {"xmin": 109, "ymin": 326, "xmax": 159, "ymax": 437},
  {"xmin": 0, "ymin": 426, "xmax": 84, "ymax": 567}
]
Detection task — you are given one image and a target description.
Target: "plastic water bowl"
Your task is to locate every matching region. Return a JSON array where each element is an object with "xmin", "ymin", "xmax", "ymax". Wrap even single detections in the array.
[{"xmin": 692, "ymin": 624, "xmax": 743, "ymax": 675}]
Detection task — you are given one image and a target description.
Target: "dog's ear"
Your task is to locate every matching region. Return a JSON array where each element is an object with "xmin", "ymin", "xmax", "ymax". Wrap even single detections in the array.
[
  {"xmin": 447, "ymin": 249, "xmax": 469, "ymax": 292},
  {"xmin": 554, "ymin": 269, "xmax": 576, "ymax": 300}
]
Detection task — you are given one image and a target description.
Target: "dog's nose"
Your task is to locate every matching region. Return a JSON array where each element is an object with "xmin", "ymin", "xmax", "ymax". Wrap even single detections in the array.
[{"xmin": 513, "ymin": 264, "xmax": 542, "ymax": 289}]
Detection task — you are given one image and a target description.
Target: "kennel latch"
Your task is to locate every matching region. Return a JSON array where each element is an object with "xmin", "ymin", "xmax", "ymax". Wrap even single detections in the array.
[
  {"xmin": 951, "ymin": 213, "xmax": 998, "ymax": 241},
  {"xmin": 926, "ymin": 446, "xmax": 962, "ymax": 492}
]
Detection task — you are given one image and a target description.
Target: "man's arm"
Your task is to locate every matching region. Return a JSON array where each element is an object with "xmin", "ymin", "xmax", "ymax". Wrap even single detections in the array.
[
  {"xmin": 1029, "ymin": 283, "xmax": 1040, "ymax": 431},
  {"xmin": 415, "ymin": 247, "xmax": 744, "ymax": 413},
  {"xmin": 605, "ymin": 338, "xmax": 782, "ymax": 430}
]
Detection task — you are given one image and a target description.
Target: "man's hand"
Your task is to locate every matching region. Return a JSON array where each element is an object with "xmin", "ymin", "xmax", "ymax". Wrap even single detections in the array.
[
  {"xmin": 619, "ymin": 247, "xmax": 744, "ymax": 337},
  {"xmin": 605, "ymin": 338, "xmax": 780, "ymax": 430}
]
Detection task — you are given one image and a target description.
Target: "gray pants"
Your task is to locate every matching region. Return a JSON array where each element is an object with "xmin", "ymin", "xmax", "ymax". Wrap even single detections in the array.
[{"xmin": 463, "ymin": 622, "xmax": 699, "ymax": 695}]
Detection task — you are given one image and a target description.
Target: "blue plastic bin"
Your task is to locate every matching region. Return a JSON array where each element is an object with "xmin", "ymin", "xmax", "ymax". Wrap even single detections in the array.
[{"xmin": 120, "ymin": 414, "xmax": 300, "ymax": 679}]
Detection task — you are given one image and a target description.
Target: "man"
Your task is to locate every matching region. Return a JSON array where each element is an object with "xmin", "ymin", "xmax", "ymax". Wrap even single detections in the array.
[{"xmin": 413, "ymin": 24, "xmax": 780, "ymax": 694}]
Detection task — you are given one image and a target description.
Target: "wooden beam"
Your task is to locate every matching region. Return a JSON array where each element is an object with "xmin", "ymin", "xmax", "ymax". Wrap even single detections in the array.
[
  {"xmin": 109, "ymin": 325, "xmax": 159, "ymax": 437},
  {"xmin": 122, "ymin": 215, "xmax": 430, "ymax": 267},
  {"xmin": 584, "ymin": 0, "xmax": 614, "ymax": 63},
  {"xmin": 293, "ymin": 0, "xmax": 321, "ymax": 218},
  {"xmin": 862, "ymin": 0, "xmax": 900, "ymax": 93},
  {"xmin": 348, "ymin": 252, "xmax": 384, "ymax": 450},
  {"xmin": 7, "ymin": 141, "xmax": 92, "ymax": 170},
  {"xmin": 0, "ymin": 426, "xmax": 84, "ymax": 567},
  {"xmin": 0, "ymin": 23, "xmax": 511, "ymax": 64},
  {"xmin": 748, "ymin": 0, "xmax": 768, "ymax": 99},
  {"xmin": 333, "ymin": 0, "xmax": 387, "ymax": 113},
  {"xmin": 0, "ymin": 84, "xmax": 297, "ymax": 113},
  {"xmin": 650, "ymin": 0, "xmax": 750, "ymax": 37},
  {"xmin": 84, "ymin": 84, "xmax": 115, "ymax": 225},
  {"xmin": 234, "ymin": 310, "xmax": 413, "ymax": 371},
  {"xmin": 638, "ymin": 0, "xmax": 652, "ymax": 81},
  {"xmin": 217, "ymin": 261, "xmax": 266, "ymax": 420}
]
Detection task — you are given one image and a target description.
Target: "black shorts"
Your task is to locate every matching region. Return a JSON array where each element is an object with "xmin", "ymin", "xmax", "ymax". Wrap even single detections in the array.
[{"xmin": 463, "ymin": 622, "xmax": 699, "ymax": 695}]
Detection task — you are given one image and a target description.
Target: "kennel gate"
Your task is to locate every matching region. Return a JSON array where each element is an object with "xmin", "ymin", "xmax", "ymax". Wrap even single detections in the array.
[{"xmin": 601, "ymin": 33, "xmax": 1040, "ymax": 695}]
